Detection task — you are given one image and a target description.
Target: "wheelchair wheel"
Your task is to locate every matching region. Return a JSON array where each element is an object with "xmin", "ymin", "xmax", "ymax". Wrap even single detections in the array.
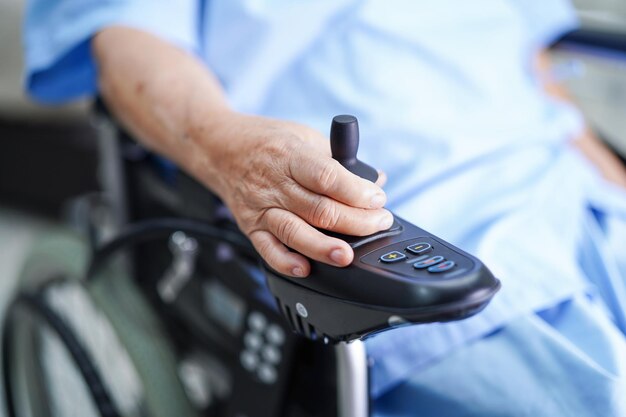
[
  {"xmin": 2, "ymin": 231, "xmax": 199, "ymax": 417},
  {"xmin": 3, "ymin": 282, "xmax": 126, "ymax": 417},
  {"xmin": 3, "ymin": 281, "xmax": 141, "ymax": 417}
]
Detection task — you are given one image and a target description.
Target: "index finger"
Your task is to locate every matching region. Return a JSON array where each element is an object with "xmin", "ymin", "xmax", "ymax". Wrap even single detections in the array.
[{"xmin": 289, "ymin": 152, "xmax": 386, "ymax": 209}]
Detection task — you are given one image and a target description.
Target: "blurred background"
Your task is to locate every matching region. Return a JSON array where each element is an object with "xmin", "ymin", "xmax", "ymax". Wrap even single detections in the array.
[{"xmin": 0, "ymin": 0, "xmax": 626, "ymax": 415}]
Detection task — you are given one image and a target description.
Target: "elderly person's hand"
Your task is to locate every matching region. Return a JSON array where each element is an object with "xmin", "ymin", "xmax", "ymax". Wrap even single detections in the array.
[
  {"xmin": 94, "ymin": 27, "xmax": 392, "ymax": 277},
  {"xmin": 202, "ymin": 113, "xmax": 392, "ymax": 277}
]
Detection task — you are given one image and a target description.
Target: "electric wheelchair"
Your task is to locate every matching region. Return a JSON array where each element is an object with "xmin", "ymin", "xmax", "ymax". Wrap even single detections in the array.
[
  {"xmin": 2, "ymin": 101, "xmax": 501, "ymax": 417},
  {"xmin": 6, "ymin": 15, "xmax": 626, "ymax": 415}
]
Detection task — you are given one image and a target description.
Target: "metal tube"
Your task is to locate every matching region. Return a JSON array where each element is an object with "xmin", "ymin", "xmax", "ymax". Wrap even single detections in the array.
[
  {"xmin": 335, "ymin": 339, "xmax": 368, "ymax": 417},
  {"xmin": 92, "ymin": 111, "xmax": 128, "ymax": 231}
]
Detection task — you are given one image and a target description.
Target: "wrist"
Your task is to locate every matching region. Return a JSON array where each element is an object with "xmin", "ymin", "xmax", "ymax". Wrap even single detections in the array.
[{"xmin": 182, "ymin": 107, "xmax": 243, "ymax": 198}]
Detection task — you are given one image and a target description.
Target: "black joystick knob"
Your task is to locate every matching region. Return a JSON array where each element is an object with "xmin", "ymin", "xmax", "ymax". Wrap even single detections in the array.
[{"xmin": 330, "ymin": 115, "xmax": 379, "ymax": 183}]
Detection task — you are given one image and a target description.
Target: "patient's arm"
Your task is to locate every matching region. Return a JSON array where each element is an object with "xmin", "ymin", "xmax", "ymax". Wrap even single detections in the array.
[
  {"xmin": 535, "ymin": 49, "xmax": 626, "ymax": 188},
  {"xmin": 93, "ymin": 27, "xmax": 392, "ymax": 278}
]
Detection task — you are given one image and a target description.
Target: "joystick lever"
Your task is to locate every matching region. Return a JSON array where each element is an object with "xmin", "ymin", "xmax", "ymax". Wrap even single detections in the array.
[{"xmin": 330, "ymin": 115, "xmax": 379, "ymax": 183}]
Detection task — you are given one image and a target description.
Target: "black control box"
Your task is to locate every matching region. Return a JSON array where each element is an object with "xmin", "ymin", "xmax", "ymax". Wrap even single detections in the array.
[{"xmin": 265, "ymin": 115, "xmax": 501, "ymax": 342}]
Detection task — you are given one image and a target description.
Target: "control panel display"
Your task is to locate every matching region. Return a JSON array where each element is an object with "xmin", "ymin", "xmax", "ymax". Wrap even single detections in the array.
[{"xmin": 203, "ymin": 280, "xmax": 246, "ymax": 336}]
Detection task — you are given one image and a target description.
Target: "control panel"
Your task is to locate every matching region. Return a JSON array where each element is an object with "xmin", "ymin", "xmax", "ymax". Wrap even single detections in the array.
[
  {"xmin": 172, "ymin": 250, "xmax": 299, "ymax": 417},
  {"xmin": 360, "ymin": 237, "xmax": 474, "ymax": 279},
  {"xmin": 239, "ymin": 310, "xmax": 286, "ymax": 385}
]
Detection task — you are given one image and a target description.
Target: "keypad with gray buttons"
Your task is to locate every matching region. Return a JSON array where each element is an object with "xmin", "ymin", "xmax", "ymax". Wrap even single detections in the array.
[{"xmin": 239, "ymin": 310, "xmax": 286, "ymax": 385}]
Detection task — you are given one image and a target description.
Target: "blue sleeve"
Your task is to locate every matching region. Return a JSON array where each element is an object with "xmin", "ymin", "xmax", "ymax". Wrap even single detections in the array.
[
  {"xmin": 508, "ymin": 0, "xmax": 579, "ymax": 48},
  {"xmin": 24, "ymin": 0, "xmax": 200, "ymax": 104}
]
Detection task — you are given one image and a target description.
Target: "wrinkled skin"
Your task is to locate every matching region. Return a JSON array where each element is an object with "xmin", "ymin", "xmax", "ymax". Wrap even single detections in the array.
[
  {"xmin": 200, "ymin": 113, "xmax": 392, "ymax": 277},
  {"xmin": 93, "ymin": 27, "xmax": 393, "ymax": 278}
]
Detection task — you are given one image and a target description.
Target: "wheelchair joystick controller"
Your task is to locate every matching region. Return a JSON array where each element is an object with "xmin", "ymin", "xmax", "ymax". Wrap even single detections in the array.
[{"xmin": 264, "ymin": 115, "xmax": 501, "ymax": 343}]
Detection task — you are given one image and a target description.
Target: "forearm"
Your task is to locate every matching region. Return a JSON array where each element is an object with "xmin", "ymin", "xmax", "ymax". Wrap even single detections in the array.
[
  {"xmin": 93, "ymin": 26, "xmax": 232, "ymax": 196},
  {"xmin": 535, "ymin": 50, "xmax": 626, "ymax": 188},
  {"xmin": 92, "ymin": 26, "xmax": 391, "ymax": 277}
]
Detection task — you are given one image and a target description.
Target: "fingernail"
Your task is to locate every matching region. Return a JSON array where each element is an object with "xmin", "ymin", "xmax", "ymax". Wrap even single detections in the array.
[
  {"xmin": 329, "ymin": 248, "xmax": 346, "ymax": 265},
  {"xmin": 379, "ymin": 213, "xmax": 394, "ymax": 229},
  {"xmin": 370, "ymin": 192, "xmax": 386, "ymax": 208},
  {"xmin": 292, "ymin": 266, "xmax": 305, "ymax": 277}
]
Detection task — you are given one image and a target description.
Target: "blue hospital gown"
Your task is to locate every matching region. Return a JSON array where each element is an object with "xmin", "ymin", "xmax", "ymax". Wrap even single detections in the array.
[{"xmin": 25, "ymin": 0, "xmax": 626, "ymax": 415}]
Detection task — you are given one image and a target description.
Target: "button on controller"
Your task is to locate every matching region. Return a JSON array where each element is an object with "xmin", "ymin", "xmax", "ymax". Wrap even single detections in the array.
[
  {"xmin": 406, "ymin": 242, "xmax": 432, "ymax": 255},
  {"xmin": 413, "ymin": 255, "xmax": 444, "ymax": 269},
  {"xmin": 265, "ymin": 324, "xmax": 285, "ymax": 346},
  {"xmin": 240, "ymin": 350, "xmax": 259, "ymax": 371},
  {"xmin": 428, "ymin": 260, "xmax": 455, "ymax": 273},
  {"xmin": 241, "ymin": 311, "xmax": 284, "ymax": 385},
  {"xmin": 380, "ymin": 251, "xmax": 407, "ymax": 263},
  {"xmin": 248, "ymin": 311, "xmax": 267, "ymax": 332}
]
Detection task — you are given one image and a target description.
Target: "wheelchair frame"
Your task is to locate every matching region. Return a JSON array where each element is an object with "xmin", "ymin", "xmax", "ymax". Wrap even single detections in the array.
[{"xmin": 92, "ymin": 105, "xmax": 370, "ymax": 417}]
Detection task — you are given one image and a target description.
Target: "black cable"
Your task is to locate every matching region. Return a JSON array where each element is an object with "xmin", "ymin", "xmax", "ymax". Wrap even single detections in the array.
[
  {"xmin": 2, "ymin": 299, "xmax": 22, "ymax": 417},
  {"xmin": 3, "ymin": 291, "xmax": 122, "ymax": 417},
  {"xmin": 86, "ymin": 217, "xmax": 258, "ymax": 280}
]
